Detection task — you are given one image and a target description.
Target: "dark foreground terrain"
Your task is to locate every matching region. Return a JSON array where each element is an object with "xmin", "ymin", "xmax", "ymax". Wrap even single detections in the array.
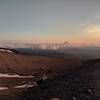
[
  {"xmin": 15, "ymin": 59, "xmax": 100, "ymax": 100},
  {"xmin": 0, "ymin": 49, "xmax": 100, "ymax": 100}
]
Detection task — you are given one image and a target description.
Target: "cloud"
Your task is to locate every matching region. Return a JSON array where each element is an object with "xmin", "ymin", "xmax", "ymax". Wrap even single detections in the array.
[{"xmin": 83, "ymin": 24, "xmax": 100, "ymax": 40}]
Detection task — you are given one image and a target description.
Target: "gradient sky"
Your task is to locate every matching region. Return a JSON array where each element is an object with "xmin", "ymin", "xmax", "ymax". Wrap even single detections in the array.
[{"xmin": 0, "ymin": 0, "xmax": 100, "ymax": 45}]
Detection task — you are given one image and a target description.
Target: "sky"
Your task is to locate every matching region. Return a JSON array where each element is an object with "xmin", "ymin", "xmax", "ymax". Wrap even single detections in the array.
[{"xmin": 0, "ymin": 0, "xmax": 100, "ymax": 45}]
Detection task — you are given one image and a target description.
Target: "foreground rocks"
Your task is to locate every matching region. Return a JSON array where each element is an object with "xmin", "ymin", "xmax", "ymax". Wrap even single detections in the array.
[{"xmin": 17, "ymin": 59, "xmax": 100, "ymax": 100}]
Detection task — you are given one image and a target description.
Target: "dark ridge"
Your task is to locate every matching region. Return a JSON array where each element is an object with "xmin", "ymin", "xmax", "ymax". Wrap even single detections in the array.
[
  {"xmin": 15, "ymin": 48, "xmax": 66, "ymax": 56},
  {"xmin": 86, "ymin": 58, "xmax": 100, "ymax": 64},
  {"xmin": 80, "ymin": 58, "xmax": 100, "ymax": 70}
]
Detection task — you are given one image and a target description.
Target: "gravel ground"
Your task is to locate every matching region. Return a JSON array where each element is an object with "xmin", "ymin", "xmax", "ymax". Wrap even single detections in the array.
[{"xmin": 17, "ymin": 59, "xmax": 100, "ymax": 100}]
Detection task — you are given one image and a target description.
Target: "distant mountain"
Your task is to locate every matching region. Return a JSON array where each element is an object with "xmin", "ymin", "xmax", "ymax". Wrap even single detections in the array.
[
  {"xmin": 0, "ymin": 41, "xmax": 74, "ymax": 50},
  {"xmin": 1, "ymin": 41, "xmax": 100, "ymax": 59}
]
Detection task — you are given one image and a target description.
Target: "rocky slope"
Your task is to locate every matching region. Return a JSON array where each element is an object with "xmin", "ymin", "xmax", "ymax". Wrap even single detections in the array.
[
  {"xmin": 16, "ymin": 59, "xmax": 100, "ymax": 100},
  {"xmin": 1, "ymin": 48, "xmax": 100, "ymax": 100},
  {"xmin": 0, "ymin": 50, "xmax": 81, "ymax": 76}
]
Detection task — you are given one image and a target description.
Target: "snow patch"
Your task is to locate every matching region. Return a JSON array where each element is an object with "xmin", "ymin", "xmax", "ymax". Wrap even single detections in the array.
[
  {"xmin": 0, "ymin": 49, "xmax": 14, "ymax": 53},
  {"xmin": 14, "ymin": 84, "xmax": 35, "ymax": 89},
  {"xmin": 0, "ymin": 73, "xmax": 34, "ymax": 78},
  {"xmin": 0, "ymin": 87, "xmax": 8, "ymax": 90}
]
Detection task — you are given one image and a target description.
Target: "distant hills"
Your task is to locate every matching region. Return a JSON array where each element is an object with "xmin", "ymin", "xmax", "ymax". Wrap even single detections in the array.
[
  {"xmin": 0, "ymin": 41, "xmax": 74, "ymax": 50},
  {"xmin": 0, "ymin": 41, "xmax": 100, "ymax": 59}
]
